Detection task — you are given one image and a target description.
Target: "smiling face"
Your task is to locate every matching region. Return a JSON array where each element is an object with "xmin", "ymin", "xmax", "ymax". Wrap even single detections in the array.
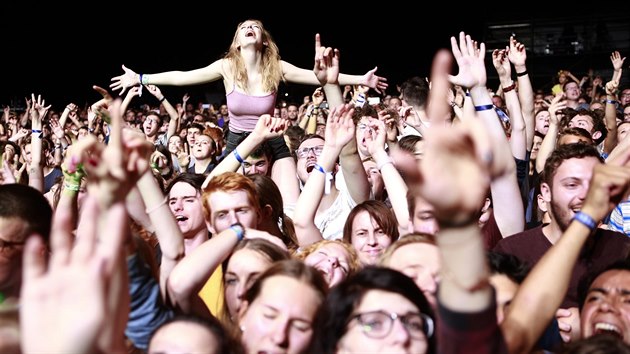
[
  {"xmin": 581, "ymin": 269, "xmax": 630, "ymax": 343},
  {"xmin": 542, "ymin": 156, "xmax": 599, "ymax": 231},
  {"xmin": 239, "ymin": 275, "xmax": 321, "ymax": 354},
  {"xmin": 350, "ymin": 211, "xmax": 393, "ymax": 266},
  {"xmin": 304, "ymin": 242, "xmax": 351, "ymax": 287}
]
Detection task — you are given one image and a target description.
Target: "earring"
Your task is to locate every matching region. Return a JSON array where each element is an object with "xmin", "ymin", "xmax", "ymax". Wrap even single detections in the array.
[{"xmin": 240, "ymin": 325, "xmax": 245, "ymax": 333}]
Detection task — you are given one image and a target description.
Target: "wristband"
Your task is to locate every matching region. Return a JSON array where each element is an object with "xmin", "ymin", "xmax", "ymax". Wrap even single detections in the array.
[
  {"xmin": 604, "ymin": 99, "xmax": 617, "ymax": 105},
  {"xmin": 573, "ymin": 211, "xmax": 596, "ymax": 231},
  {"xmin": 140, "ymin": 73, "xmax": 149, "ymax": 85},
  {"xmin": 516, "ymin": 70, "xmax": 528, "ymax": 77},
  {"xmin": 314, "ymin": 163, "xmax": 334, "ymax": 195},
  {"xmin": 376, "ymin": 156, "xmax": 394, "ymax": 170},
  {"xmin": 474, "ymin": 104, "xmax": 494, "ymax": 112},
  {"xmin": 63, "ymin": 182, "xmax": 80, "ymax": 192},
  {"xmin": 502, "ymin": 83, "xmax": 517, "ymax": 93},
  {"xmin": 233, "ymin": 149, "xmax": 244, "ymax": 163},
  {"xmin": 230, "ymin": 223, "xmax": 245, "ymax": 241},
  {"xmin": 465, "ymin": 91, "xmax": 471, "ymax": 97},
  {"xmin": 159, "ymin": 96, "xmax": 166, "ymax": 103}
]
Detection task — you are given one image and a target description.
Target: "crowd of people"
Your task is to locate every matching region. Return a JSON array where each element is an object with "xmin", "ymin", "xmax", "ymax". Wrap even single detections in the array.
[{"xmin": 2, "ymin": 18, "xmax": 630, "ymax": 354}]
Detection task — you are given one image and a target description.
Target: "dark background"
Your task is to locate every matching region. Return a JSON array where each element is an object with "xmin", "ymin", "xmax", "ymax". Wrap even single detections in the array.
[{"xmin": 1, "ymin": 6, "xmax": 627, "ymax": 111}]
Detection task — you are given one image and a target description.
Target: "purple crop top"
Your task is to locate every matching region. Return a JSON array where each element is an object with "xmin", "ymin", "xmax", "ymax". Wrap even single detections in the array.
[{"xmin": 226, "ymin": 87, "xmax": 277, "ymax": 133}]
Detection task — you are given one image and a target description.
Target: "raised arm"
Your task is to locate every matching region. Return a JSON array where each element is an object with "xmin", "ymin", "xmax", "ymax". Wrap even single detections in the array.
[
  {"xmin": 508, "ymin": 36, "xmax": 536, "ymax": 150},
  {"xmin": 28, "ymin": 94, "xmax": 50, "ymax": 192},
  {"xmin": 110, "ymin": 60, "xmax": 226, "ymax": 95},
  {"xmin": 280, "ymin": 34, "xmax": 387, "ymax": 93},
  {"xmin": 146, "ymin": 84, "xmax": 180, "ymax": 142},
  {"xmin": 535, "ymin": 94, "xmax": 567, "ymax": 173},
  {"xmin": 502, "ymin": 155, "xmax": 630, "ymax": 354},
  {"xmin": 293, "ymin": 104, "xmax": 356, "ymax": 247}
]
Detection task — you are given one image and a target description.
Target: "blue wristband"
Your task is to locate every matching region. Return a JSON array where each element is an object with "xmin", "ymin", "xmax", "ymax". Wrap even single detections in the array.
[
  {"xmin": 313, "ymin": 163, "xmax": 327, "ymax": 174},
  {"xmin": 475, "ymin": 104, "xmax": 494, "ymax": 112},
  {"xmin": 233, "ymin": 149, "xmax": 244, "ymax": 163},
  {"xmin": 230, "ymin": 223, "xmax": 245, "ymax": 241},
  {"xmin": 604, "ymin": 99, "xmax": 617, "ymax": 105},
  {"xmin": 573, "ymin": 211, "xmax": 596, "ymax": 231}
]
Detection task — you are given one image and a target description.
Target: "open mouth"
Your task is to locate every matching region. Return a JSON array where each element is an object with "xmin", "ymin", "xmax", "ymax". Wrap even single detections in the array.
[
  {"xmin": 594, "ymin": 323, "xmax": 623, "ymax": 339},
  {"xmin": 175, "ymin": 215, "xmax": 188, "ymax": 223}
]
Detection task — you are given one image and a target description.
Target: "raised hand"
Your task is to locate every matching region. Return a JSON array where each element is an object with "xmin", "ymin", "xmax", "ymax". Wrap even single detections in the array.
[
  {"xmin": 361, "ymin": 66, "xmax": 388, "ymax": 94},
  {"xmin": 449, "ymin": 31, "xmax": 487, "ymax": 89},
  {"xmin": 20, "ymin": 194, "xmax": 129, "ymax": 354},
  {"xmin": 252, "ymin": 114, "xmax": 290, "ymax": 140},
  {"xmin": 507, "ymin": 36, "xmax": 527, "ymax": 67},
  {"xmin": 313, "ymin": 33, "xmax": 340, "ymax": 86},
  {"xmin": 324, "ymin": 104, "xmax": 355, "ymax": 151},
  {"xmin": 109, "ymin": 64, "xmax": 139, "ymax": 95},
  {"xmin": 492, "ymin": 49, "xmax": 511, "ymax": 79},
  {"xmin": 611, "ymin": 50, "xmax": 626, "ymax": 72}
]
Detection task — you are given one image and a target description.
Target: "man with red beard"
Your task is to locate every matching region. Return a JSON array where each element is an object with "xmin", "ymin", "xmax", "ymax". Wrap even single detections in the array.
[{"xmin": 494, "ymin": 142, "xmax": 630, "ymax": 342}]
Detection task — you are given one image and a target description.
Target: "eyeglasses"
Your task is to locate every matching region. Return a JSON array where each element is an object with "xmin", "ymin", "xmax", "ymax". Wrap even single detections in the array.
[
  {"xmin": 296, "ymin": 145, "xmax": 324, "ymax": 159},
  {"xmin": 0, "ymin": 238, "xmax": 25, "ymax": 252},
  {"xmin": 349, "ymin": 310, "xmax": 434, "ymax": 340}
]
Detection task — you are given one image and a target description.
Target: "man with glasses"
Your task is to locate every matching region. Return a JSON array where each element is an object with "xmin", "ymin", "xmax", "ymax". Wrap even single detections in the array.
[{"xmin": 294, "ymin": 130, "xmax": 370, "ymax": 241}]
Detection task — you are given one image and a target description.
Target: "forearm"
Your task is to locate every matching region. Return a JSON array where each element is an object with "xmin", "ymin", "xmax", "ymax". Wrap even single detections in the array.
[
  {"xmin": 603, "ymin": 95, "xmax": 619, "ymax": 154},
  {"xmin": 340, "ymin": 141, "xmax": 370, "ymax": 204},
  {"xmin": 438, "ymin": 223, "xmax": 492, "ymax": 312},
  {"xmin": 535, "ymin": 124, "xmax": 559, "ymax": 173},
  {"xmin": 515, "ymin": 68, "xmax": 536, "ymax": 148},
  {"xmin": 373, "ymin": 149, "xmax": 409, "ymax": 229},
  {"xmin": 504, "ymin": 219, "xmax": 590, "ymax": 354},
  {"xmin": 322, "ymin": 83, "xmax": 343, "ymax": 109}
]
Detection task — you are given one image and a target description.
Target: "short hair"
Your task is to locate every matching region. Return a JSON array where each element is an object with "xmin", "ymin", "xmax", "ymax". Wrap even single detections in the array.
[
  {"xmin": 379, "ymin": 233, "xmax": 436, "ymax": 266},
  {"xmin": 541, "ymin": 142, "xmax": 603, "ymax": 187},
  {"xmin": 284, "ymin": 125, "xmax": 305, "ymax": 156},
  {"xmin": 309, "ymin": 266, "xmax": 436, "ymax": 354},
  {"xmin": 487, "ymin": 251, "xmax": 531, "ymax": 284},
  {"xmin": 559, "ymin": 333, "xmax": 630, "ymax": 354},
  {"xmin": 0, "ymin": 184, "xmax": 52, "ymax": 243},
  {"xmin": 343, "ymin": 200, "xmax": 399, "ymax": 245},
  {"xmin": 165, "ymin": 173, "xmax": 205, "ymax": 196},
  {"xmin": 351, "ymin": 103, "xmax": 378, "ymax": 124},
  {"xmin": 557, "ymin": 127, "xmax": 593, "ymax": 145},
  {"xmin": 400, "ymin": 76, "xmax": 429, "ymax": 108},
  {"xmin": 398, "ymin": 135, "xmax": 424, "ymax": 154},
  {"xmin": 202, "ymin": 172, "xmax": 260, "ymax": 223},
  {"xmin": 578, "ymin": 259, "xmax": 630, "ymax": 311},
  {"xmin": 249, "ymin": 141, "xmax": 272, "ymax": 160},
  {"xmin": 568, "ymin": 109, "xmax": 607, "ymax": 144}
]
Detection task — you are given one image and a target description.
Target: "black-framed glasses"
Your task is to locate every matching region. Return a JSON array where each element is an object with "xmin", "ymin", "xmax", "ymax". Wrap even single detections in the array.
[
  {"xmin": 349, "ymin": 310, "xmax": 434, "ymax": 340},
  {"xmin": 296, "ymin": 145, "xmax": 324, "ymax": 159},
  {"xmin": 0, "ymin": 238, "xmax": 25, "ymax": 252}
]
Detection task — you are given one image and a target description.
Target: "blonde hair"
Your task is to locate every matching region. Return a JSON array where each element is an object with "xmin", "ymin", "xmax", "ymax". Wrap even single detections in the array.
[
  {"xmin": 294, "ymin": 240, "xmax": 361, "ymax": 276},
  {"xmin": 225, "ymin": 19, "xmax": 283, "ymax": 94}
]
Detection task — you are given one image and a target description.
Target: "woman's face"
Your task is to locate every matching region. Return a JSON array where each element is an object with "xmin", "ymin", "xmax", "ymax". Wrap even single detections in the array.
[
  {"xmin": 304, "ymin": 242, "xmax": 351, "ymax": 287},
  {"xmin": 337, "ymin": 289, "xmax": 430, "ymax": 354},
  {"xmin": 351, "ymin": 210, "xmax": 392, "ymax": 266},
  {"xmin": 239, "ymin": 275, "xmax": 320, "ymax": 354},
  {"xmin": 224, "ymin": 248, "xmax": 273, "ymax": 320},
  {"xmin": 386, "ymin": 243, "xmax": 440, "ymax": 308},
  {"xmin": 168, "ymin": 136, "xmax": 183, "ymax": 154}
]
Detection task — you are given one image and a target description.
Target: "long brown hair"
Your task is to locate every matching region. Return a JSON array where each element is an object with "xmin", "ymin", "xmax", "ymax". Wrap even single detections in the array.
[{"xmin": 225, "ymin": 19, "xmax": 283, "ymax": 93}]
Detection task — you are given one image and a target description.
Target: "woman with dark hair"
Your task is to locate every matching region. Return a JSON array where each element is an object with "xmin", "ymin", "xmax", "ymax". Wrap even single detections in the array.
[
  {"xmin": 310, "ymin": 266, "xmax": 435, "ymax": 354},
  {"xmin": 343, "ymin": 200, "xmax": 399, "ymax": 266}
]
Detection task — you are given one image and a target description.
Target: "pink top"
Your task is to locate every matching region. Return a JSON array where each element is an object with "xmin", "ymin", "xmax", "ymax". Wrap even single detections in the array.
[{"xmin": 226, "ymin": 86, "xmax": 276, "ymax": 133}]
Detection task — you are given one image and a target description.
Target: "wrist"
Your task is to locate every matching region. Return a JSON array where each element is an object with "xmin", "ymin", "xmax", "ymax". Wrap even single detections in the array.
[{"xmin": 230, "ymin": 223, "xmax": 245, "ymax": 241}]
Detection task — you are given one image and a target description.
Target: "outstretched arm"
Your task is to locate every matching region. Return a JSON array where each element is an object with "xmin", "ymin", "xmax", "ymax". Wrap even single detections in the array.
[
  {"xmin": 110, "ymin": 60, "xmax": 226, "ymax": 95},
  {"xmin": 280, "ymin": 34, "xmax": 388, "ymax": 93}
]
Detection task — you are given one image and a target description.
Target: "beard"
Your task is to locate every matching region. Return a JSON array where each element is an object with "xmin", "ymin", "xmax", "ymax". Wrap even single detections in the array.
[{"xmin": 549, "ymin": 199, "xmax": 573, "ymax": 232}]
